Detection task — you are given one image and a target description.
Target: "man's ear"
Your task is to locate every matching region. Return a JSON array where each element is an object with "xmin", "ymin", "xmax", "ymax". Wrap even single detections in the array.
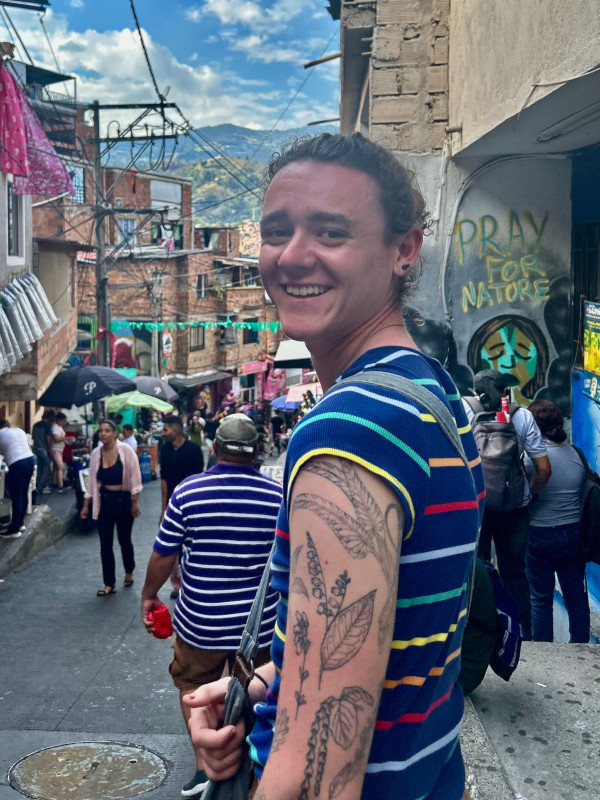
[{"xmin": 392, "ymin": 225, "xmax": 424, "ymax": 278}]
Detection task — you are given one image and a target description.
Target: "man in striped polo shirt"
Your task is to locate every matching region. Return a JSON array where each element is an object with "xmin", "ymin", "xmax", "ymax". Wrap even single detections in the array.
[
  {"xmin": 141, "ymin": 413, "xmax": 282, "ymax": 797},
  {"xmin": 185, "ymin": 134, "xmax": 483, "ymax": 800}
]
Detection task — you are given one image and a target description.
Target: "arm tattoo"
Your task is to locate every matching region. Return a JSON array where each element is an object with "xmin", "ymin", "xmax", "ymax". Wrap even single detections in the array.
[
  {"xmin": 293, "ymin": 611, "xmax": 311, "ymax": 717},
  {"xmin": 307, "ymin": 531, "xmax": 375, "ymax": 687},
  {"xmin": 299, "ymin": 687, "xmax": 374, "ymax": 800},
  {"xmin": 328, "ymin": 682, "xmax": 382, "ymax": 798},
  {"xmin": 292, "ymin": 459, "xmax": 401, "ymax": 651},
  {"xmin": 270, "ymin": 706, "xmax": 289, "ymax": 754}
]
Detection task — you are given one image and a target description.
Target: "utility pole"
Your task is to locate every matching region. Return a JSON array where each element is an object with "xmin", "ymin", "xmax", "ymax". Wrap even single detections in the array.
[
  {"xmin": 92, "ymin": 100, "xmax": 109, "ymax": 366},
  {"xmin": 89, "ymin": 100, "xmax": 178, "ymax": 368}
]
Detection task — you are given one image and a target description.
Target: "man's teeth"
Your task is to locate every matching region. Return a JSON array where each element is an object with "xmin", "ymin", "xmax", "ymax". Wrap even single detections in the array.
[{"xmin": 286, "ymin": 286, "xmax": 328, "ymax": 296}]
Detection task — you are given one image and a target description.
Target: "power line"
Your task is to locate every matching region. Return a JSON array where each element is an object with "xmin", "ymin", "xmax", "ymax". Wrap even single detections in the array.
[
  {"xmin": 248, "ymin": 28, "xmax": 338, "ymax": 161},
  {"xmin": 128, "ymin": 0, "xmax": 163, "ymax": 101}
]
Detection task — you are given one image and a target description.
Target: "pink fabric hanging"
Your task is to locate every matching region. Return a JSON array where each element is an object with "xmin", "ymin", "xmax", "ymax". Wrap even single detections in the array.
[
  {"xmin": 0, "ymin": 66, "xmax": 28, "ymax": 177},
  {"xmin": 12, "ymin": 76, "xmax": 74, "ymax": 196}
]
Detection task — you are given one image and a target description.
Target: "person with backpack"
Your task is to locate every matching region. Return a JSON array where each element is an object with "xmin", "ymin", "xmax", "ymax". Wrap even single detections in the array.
[
  {"xmin": 462, "ymin": 370, "xmax": 551, "ymax": 640},
  {"xmin": 524, "ymin": 400, "xmax": 590, "ymax": 643}
]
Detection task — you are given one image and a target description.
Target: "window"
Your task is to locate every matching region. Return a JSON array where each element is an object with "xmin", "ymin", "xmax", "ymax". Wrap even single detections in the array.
[
  {"xmin": 217, "ymin": 314, "xmax": 237, "ymax": 345},
  {"xmin": 7, "ymin": 180, "xmax": 21, "ymax": 257},
  {"xmin": 118, "ymin": 217, "xmax": 136, "ymax": 245},
  {"xmin": 196, "ymin": 273, "xmax": 209, "ymax": 299},
  {"xmin": 189, "ymin": 325, "xmax": 205, "ymax": 351},
  {"xmin": 68, "ymin": 165, "xmax": 85, "ymax": 204},
  {"xmin": 243, "ymin": 317, "xmax": 260, "ymax": 345}
]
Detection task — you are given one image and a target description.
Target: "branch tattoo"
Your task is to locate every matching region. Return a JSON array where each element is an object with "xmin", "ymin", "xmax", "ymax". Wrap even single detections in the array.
[{"xmin": 292, "ymin": 459, "xmax": 401, "ymax": 651}]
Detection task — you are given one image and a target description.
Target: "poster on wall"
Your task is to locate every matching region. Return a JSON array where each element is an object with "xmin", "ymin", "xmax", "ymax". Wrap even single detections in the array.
[{"xmin": 583, "ymin": 300, "xmax": 600, "ymax": 402}]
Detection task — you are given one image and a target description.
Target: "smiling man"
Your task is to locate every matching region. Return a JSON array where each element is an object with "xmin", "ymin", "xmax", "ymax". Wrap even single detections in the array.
[{"xmin": 185, "ymin": 133, "xmax": 483, "ymax": 800}]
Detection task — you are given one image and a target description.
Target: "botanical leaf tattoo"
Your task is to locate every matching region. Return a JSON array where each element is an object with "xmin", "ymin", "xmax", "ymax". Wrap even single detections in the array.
[
  {"xmin": 292, "ymin": 576, "xmax": 309, "ymax": 599},
  {"xmin": 293, "ymin": 458, "xmax": 401, "ymax": 651},
  {"xmin": 270, "ymin": 707, "xmax": 289, "ymax": 754},
  {"xmin": 293, "ymin": 610, "xmax": 311, "ymax": 718},
  {"xmin": 320, "ymin": 590, "xmax": 375, "ymax": 683},
  {"xmin": 328, "ymin": 689, "xmax": 380, "ymax": 799},
  {"xmin": 300, "ymin": 687, "xmax": 374, "ymax": 800}
]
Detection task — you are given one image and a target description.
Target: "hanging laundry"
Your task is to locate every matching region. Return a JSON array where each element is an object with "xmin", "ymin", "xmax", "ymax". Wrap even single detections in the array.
[
  {"xmin": 8, "ymin": 76, "xmax": 74, "ymax": 196},
  {"xmin": 0, "ymin": 66, "xmax": 28, "ymax": 177}
]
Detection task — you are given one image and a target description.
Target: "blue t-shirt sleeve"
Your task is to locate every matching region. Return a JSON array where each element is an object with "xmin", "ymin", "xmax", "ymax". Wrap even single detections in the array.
[{"xmin": 153, "ymin": 490, "xmax": 185, "ymax": 555}]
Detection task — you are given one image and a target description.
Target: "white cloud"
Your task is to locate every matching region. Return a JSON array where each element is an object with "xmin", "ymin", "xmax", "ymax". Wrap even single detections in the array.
[
  {"xmin": 187, "ymin": 0, "xmax": 313, "ymax": 34},
  {"xmin": 7, "ymin": 8, "xmax": 336, "ymax": 133},
  {"xmin": 70, "ymin": 0, "xmax": 84, "ymax": 7}
]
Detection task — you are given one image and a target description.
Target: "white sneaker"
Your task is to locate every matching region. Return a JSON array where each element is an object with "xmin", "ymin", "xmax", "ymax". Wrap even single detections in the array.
[{"xmin": 0, "ymin": 530, "xmax": 22, "ymax": 539}]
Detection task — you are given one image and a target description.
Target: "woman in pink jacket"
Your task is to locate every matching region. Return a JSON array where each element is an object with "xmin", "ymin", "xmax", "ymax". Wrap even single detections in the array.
[{"xmin": 81, "ymin": 421, "xmax": 142, "ymax": 596}]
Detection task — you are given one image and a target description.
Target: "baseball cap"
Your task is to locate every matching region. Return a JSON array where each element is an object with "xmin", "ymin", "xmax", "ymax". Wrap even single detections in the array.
[{"xmin": 215, "ymin": 413, "xmax": 258, "ymax": 453}]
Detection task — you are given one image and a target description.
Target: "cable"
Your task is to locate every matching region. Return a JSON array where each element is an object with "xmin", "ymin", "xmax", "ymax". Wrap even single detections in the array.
[
  {"xmin": 1, "ymin": 7, "xmax": 33, "ymax": 64},
  {"xmin": 129, "ymin": 0, "xmax": 163, "ymax": 101},
  {"xmin": 248, "ymin": 28, "xmax": 338, "ymax": 161}
]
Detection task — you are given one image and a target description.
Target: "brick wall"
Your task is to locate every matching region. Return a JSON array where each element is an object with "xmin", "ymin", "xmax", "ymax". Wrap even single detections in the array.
[{"xmin": 368, "ymin": 0, "xmax": 449, "ymax": 152}]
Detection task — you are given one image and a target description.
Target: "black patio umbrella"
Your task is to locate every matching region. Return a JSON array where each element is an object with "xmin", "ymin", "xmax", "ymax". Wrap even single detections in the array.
[
  {"xmin": 39, "ymin": 366, "xmax": 136, "ymax": 408},
  {"xmin": 134, "ymin": 375, "xmax": 178, "ymax": 404}
]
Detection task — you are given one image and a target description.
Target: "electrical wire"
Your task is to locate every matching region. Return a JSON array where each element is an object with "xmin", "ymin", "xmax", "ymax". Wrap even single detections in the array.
[
  {"xmin": 248, "ymin": 28, "xmax": 338, "ymax": 161},
  {"xmin": 129, "ymin": 0, "xmax": 163, "ymax": 102}
]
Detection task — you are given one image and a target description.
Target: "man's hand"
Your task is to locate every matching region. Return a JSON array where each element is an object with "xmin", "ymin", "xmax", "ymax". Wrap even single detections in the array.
[
  {"xmin": 141, "ymin": 594, "xmax": 163, "ymax": 634},
  {"xmin": 184, "ymin": 678, "xmax": 247, "ymax": 781}
]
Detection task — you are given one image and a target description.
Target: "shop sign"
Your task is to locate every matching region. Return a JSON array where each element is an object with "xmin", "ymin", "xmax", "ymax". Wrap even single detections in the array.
[
  {"xmin": 239, "ymin": 360, "xmax": 268, "ymax": 375},
  {"xmin": 162, "ymin": 330, "xmax": 173, "ymax": 358},
  {"xmin": 583, "ymin": 300, "xmax": 600, "ymax": 402}
]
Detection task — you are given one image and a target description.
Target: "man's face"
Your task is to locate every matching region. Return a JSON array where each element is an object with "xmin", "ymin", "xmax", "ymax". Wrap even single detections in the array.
[
  {"xmin": 162, "ymin": 423, "xmax": 176, "ymax": 443},
  {"xmin": 259, "ymin": 161, "xmax": 403, "ymax": 347}
]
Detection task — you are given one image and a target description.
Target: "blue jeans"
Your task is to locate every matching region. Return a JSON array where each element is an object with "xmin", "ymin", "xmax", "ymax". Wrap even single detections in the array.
[{"xmin": 526, "ymin": 522, "xmax": 590, "ymax": 643}]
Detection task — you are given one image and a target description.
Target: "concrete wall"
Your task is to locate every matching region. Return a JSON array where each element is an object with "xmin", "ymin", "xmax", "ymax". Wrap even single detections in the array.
[
  {"xmin": 449, "ymin": 0, "xmax": 600, "ymax": 150},
  {"xmin": 368, "ymin": 0, "xmax": 449, "ymax": 153}
]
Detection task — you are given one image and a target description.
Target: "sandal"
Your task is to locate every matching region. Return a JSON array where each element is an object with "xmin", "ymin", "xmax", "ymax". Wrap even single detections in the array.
[
  {"xmin": 124, "ymin": 577, "xmax": 134, "ymax": 588},
  {"xmin": 97, "ymin": 586, "xmax": 117, "ymax": 597}
]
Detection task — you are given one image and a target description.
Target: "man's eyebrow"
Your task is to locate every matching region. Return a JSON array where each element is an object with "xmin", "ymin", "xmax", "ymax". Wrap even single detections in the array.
[
  {"xmin": 309, "ymin": 211, "xmax": 354, "ymax": 229},
  {"xmin": 261, "ymin": 210, "xmax": 289, "ymax": 231}
]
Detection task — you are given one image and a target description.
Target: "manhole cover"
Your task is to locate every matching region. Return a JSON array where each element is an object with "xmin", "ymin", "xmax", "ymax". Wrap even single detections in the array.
[{"xmin": 8, "ymin": 741, "xmax": 168, "ymax": 800}]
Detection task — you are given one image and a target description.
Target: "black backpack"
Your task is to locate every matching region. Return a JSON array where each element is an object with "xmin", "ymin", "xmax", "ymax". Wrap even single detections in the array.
[
  {"xmin": 572, "ymin": 446, "xmax": 600, "ymax": 564},
  {"xmin": 463, "ymin": 396, "xmax": 524, "ymax": 512}
]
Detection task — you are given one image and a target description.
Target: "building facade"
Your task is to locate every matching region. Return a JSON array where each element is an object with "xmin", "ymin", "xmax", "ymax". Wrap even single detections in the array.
[{"xmin": 329, "ymin": 0, "xmax": 600, "ymax": 611}]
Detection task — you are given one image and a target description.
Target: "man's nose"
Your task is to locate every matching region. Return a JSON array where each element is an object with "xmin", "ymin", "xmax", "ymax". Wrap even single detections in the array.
[{"xmin": 277, "ymin": 230, "xmax": 317, "ymax": 270}]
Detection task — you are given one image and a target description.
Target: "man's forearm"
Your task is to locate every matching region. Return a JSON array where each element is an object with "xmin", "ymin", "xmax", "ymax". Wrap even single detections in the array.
[
  {"xmin": 161, "ymin": 480, "xmax": 168, "ymax": 512},
  {"xmin": 142, "ymin": 550, "xmax": 178, "ymax": 598}
]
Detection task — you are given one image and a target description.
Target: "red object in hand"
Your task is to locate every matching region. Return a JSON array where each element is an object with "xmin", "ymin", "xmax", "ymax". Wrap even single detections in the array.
[{"xmin": 148, "ymin": 604, "xmax": 173, "ymax": 639}]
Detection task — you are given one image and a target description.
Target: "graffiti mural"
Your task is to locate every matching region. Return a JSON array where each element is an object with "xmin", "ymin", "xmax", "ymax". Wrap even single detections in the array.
[{"xmin": 440, "ymin": 158, "xmax": 572, "ymax": 409}]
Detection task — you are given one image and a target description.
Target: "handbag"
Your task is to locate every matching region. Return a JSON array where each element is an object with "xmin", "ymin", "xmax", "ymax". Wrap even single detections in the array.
[{"xmin": 202, "ymin": 544, "xmax": 275, "ymax": 800}]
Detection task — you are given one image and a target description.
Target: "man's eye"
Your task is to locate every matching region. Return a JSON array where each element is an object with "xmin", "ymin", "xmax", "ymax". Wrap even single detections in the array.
[
  {"xmin": 262, "ymin": 228, "xmax": 290, "ymax": 239},
  {"xmin": 320, "ymin": 229, "xmax": 347, "ymax": 240}
]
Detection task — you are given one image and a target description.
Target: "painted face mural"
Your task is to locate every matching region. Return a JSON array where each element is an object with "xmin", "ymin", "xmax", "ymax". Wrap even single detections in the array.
[
  {"xmin": 468, "ymin": 315, "xmax": 548, "ymax": 405},
  {"xmin": 480, "ymin": 324, "xmax": 538, "ymax": 386}
]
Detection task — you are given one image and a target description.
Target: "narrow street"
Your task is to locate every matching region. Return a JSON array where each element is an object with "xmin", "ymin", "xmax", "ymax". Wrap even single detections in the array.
[{"xmin": 0, "ymin": 476, "xmax": 193, "ymax": 799}]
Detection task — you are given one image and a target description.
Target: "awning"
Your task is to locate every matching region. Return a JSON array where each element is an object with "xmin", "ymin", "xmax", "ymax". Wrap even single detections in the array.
[
  {"xmin": 167, "ymin": 369, "xmax": 231, "ymax": 389},
  {"xmin": 273, "ymin": 339, "xmax": 313, "ymax": 368},
  {"xmin": 286, "ymin": 382, "xmax": 323, "ymax": 403}
]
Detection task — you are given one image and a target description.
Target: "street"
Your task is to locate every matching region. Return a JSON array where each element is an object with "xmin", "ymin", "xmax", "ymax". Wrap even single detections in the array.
[{"xmin": 0, "ymin": 476, "xmax": 193, "ymax": 799}]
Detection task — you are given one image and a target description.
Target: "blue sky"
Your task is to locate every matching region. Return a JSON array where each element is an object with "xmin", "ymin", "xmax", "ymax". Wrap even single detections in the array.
[{"xmin": 6, "ymin": 0, "xmax": 340, "ymax": 131}]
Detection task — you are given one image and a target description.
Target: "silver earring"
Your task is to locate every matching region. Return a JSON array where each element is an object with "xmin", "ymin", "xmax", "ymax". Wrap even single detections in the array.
[{"xmin": 275, "ymin": 259, "xmax": 280, "ymax": 267}]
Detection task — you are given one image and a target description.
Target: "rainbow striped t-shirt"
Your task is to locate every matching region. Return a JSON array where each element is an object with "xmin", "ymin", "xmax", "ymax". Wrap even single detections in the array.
[{"xmin": 249, "ymin": 346, "xmax": 484, "ymax": 799}]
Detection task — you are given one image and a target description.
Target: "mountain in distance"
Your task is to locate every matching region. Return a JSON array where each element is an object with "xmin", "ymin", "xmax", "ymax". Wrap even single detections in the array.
[{"xmin": 107, "ymin": 123, "xmax": 338, "ymax": 225}]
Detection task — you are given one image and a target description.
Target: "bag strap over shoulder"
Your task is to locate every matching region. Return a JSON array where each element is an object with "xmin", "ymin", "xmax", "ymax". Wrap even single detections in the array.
[
  {"xmin": 463, "ymin": 395, "xmax": 483, "ymax": 414},
  {"xmin": 336, "ymin": 369, "xmax": 470, "ymax": 469},
  {"xmin": 231, "ymin": 543, "xmax": 275, "ymax": 689},
  {"xmin": 573, "ymin": 444, "xmax": 591, "ymax": 474}
]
